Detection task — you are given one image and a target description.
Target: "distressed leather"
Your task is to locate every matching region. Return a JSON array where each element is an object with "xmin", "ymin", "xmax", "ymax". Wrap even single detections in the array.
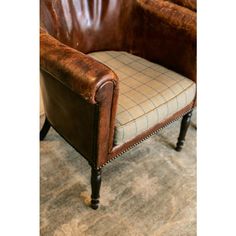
[
  {"xmin": 165, "ymin": 0, "xmax": 196, "ymax": 11},
  {"xmin": 40, "ymin": 0, "xmax": 196, "ymax": 168},
  {"xmin": 40, "ymin": 28, "xmax": 118, "ymax": 104},
  {"xmin": 41, "ymin": 0, "xmax": 196, "ymax": 81}
]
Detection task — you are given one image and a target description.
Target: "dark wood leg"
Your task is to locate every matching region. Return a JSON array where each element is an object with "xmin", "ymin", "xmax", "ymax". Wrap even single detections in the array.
[
  {"xmin": 90, "ymin": 168, "xmax": 102, "ymax": 210},
  {"xmin": 175, "ymin": 111, "xmax": 193, "ymax": 152},
  {"xmin": 40, "ymin": 117, "xmax": 51, "ymax": 141}
]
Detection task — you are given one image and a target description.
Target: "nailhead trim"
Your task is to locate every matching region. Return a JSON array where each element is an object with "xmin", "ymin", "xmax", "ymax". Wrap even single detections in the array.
[{"xmin": 98, "ymin": 109, "xmax": 193, "ymax": 169}]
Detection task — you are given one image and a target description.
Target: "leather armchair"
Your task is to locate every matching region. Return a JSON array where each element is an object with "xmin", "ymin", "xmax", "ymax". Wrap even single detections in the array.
[{"xmin": 40, "ymin": 0, "xmax": 196, "ymax": 209}]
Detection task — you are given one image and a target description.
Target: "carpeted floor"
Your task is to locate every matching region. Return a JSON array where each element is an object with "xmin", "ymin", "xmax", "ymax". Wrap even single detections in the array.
[{"xmin": 40, "ymin": 111, "xmax": 196, "ymax": 236}]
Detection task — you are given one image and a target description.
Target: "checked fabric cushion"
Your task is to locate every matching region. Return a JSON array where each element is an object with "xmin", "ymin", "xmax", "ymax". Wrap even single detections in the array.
[{"xmin": 89, "ymin": 51, "xmax": 196, "ymax": 145}]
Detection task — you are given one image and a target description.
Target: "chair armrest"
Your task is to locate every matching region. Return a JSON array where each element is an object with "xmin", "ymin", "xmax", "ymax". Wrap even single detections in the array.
[
  {"xmin": 40, "ymin": 28, "xmax": 118, "ymax": 104},
  {"xmin": 133, "ymin": 0, "xmax": 196, "ymax": 81},
  {"xmin": 138, "ymin": 0, "xmax": 196, "ymax": 41},
  {"xmin": 40, "ymin": 28, "xmax": 119, "ymax": 167},
  {"xmin": 165, "ymin": 0, "xmax": 196, "ymax": 12}
]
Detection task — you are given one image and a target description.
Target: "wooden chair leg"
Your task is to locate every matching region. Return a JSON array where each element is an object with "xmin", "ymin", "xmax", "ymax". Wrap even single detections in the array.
[
  {"xmin": 90, "ymin": 168, "xmax": 102, "ymax": 210},
  {"xmin": 40, "ymin": 117, "xmax": 51, "ymax": 141},
  {"xmin": 175, "ymin": 111, "xmax": 193, "ymax": 152}
]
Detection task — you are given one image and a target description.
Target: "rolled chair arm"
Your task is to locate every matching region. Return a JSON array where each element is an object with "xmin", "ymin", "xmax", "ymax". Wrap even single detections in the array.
[
  {"xmin": 40, "ymin": 28, "xmax": 118, "ymax": 104},
  {"xmin": 165, "ymin": 0, "xmax": 196, "ymax": 12},
  {"xmin": 134, "ymin": 0, "xmax": 196, "ymax": 82},
  {"xmin": 138, "ymin": 0, "xmax": 196, "ymax": 41}
]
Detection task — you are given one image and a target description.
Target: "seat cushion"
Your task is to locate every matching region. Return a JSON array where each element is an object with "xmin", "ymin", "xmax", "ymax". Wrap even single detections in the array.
[{"xmin": 89, "ymin": 51, "xmax": 196, "ymax": 146}]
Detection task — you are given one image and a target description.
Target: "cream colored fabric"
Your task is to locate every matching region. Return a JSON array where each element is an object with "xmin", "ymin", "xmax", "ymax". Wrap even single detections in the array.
[{"xmin": 89, "ymin": 51, "xmax": 196, "ymax": 145}]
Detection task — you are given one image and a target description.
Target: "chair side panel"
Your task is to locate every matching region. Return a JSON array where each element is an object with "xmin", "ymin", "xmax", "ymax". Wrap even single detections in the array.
[{"xmin": 40, "ymin": 70, "xmax": 98, "ymax": 165}]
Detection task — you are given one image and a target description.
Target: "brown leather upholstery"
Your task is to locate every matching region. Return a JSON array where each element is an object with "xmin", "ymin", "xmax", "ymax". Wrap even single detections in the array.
[
  {"xmin": 165, "ymin": 0, "xmax": 196, "ymax": 11},
  {"xmin": 41, "ymin": 0, "xmax": 196, "ymax": 81},
  {"xmin": 40, "ymin": 0, "xmax": 196, "ymax": 169}
]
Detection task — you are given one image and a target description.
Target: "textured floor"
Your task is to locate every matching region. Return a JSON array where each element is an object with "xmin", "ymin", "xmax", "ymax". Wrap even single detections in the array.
[{"xmin": 40, "ymin": 111, "xmax": 196, "ymax": 236}]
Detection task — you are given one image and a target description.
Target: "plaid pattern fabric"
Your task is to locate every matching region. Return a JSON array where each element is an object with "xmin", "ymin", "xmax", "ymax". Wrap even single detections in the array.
[{"xmin": 88, "ymin": 51, "xmax": 196, "ymax": 145}]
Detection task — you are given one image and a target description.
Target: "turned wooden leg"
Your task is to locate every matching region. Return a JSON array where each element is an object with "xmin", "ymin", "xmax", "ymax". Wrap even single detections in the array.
[
  {"xmin": 90, "ymin": 168, "xmax": 102, "ymax": 210},
  {"xmin": 40, "ymin": 117, "xmax": 51, "ymax": 141},
  {"xmin": 175, "ymin": 111, "xmax": 193, "ymax": 152}
]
